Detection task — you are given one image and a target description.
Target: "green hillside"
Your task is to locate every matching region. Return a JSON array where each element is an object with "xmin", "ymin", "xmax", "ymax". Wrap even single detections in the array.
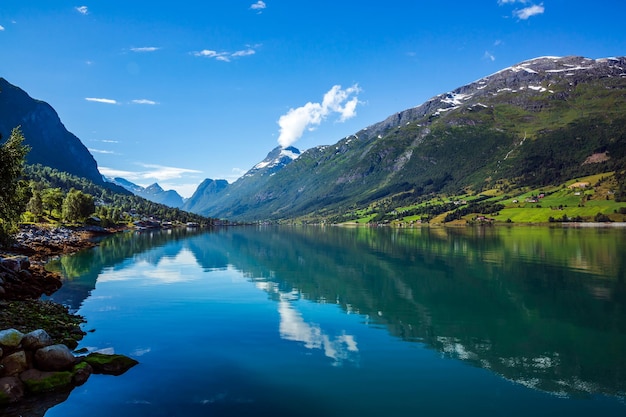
[{"xmin": 192, "ymin": 56, "xmax": 626, "ymax": 223}]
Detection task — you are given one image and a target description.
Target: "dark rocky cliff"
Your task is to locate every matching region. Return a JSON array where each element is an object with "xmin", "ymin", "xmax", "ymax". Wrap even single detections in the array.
[{"xmin": 0, "ymin": 78, "xmax": 103, "ymax": 184}]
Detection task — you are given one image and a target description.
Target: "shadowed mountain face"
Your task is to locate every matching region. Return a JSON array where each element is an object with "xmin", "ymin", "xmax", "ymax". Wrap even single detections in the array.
[
  {"xmin": 0, "ymin": 78, "xmax": 103, "ymax": 184},
  {"xmin": 185, "ymin": 56, "xmax": 626, "ymax": 221}
]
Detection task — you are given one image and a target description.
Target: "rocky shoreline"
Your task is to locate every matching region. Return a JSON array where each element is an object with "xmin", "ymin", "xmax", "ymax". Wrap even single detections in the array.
[
  {"xmin": 0, "ymin": 225, "xmax": 101, "ymax": 301},
  {"xmin": 0, "ymin": 224, "xmax": 137, "ymax": 412}
]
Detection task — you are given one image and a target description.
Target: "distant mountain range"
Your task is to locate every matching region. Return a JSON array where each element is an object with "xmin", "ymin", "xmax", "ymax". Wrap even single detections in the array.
[
  {"xmin": 0, "ymin": 77, "xmax": 103, "ymax": 184},
  {"xmin": 3, "ymin": 56, "xmax": 625, "ymax": 222},
  {"xmin": 108, "ymin": 177, "xmax": 185, "ymax": 208},
  {"xmin": 183, "ymin": 56, "xmax": 626, "ymax": 221}
]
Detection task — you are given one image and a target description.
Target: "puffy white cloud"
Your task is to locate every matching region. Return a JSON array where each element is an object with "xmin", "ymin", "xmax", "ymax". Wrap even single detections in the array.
[
  {"xmin": 131, "ymin": 47, "xmax": 160, "ymax": 52},
  {"xmin": 85, "ymin": 97, "xmax": 117, "ymax": 104},
  {"xmin": 0, "ymin": 25, "xmax": 5, "ymax": 31},
  {"xmin": 132, "ymin": 99, "xmax": 158, "ymax": 105},
  {"xmin": 277, "ymin": 84, "xmax": 361, "ymax": 148},
  {"xmin": 250, "ymin": 1, "xmax": 267, "ymax": 11},
  {"xmin": 514, "ymin": 4, "xmax": 545, "ymax": 19},
  {"xmin": 75, "ymin": 6, "xmax": 89, "ymax": 15}
]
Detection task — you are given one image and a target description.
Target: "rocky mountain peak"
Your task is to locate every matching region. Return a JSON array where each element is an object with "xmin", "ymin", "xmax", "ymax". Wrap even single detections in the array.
[
  {"xmin": 245, "ymin": 146, "xmax": 301, "ymax": 178},
  {"xmin": 144, "ymin": 183, "xmax": 165, "ymax": 194}
]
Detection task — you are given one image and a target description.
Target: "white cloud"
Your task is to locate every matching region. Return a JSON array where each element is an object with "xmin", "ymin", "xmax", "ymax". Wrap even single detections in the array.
[
  {"xmin": 498, "ymin": 0, "xmax": 527, "ymax": 4},
  {"xmin": 277, "ymin": 84, "xmax": 361, "ymax": 148},
  {"xmin": 131, "ymin": 47, "xmax": 160, "ymax": 52},
  {"xmin": 101, "ymin": 139, "xmax": 119, "ymax": 143},
  {"xmin": 0, "ymin": 25, "xmax": 5, "ymax": 31},
  {"xmin": 85, "ymin": 97, "xmax": 117, "ymax": 104},
  {"xmin": 484, "ymin": 51, "xmax": 496, "ymax": 61},
  {"xmin": 138, "ymin": 164, "xmax": 203, "ymax": 182},
  {"xmin": 88, "ymin": 148, "xmax": 116, "ymax": 155},
  {"xmin": 192, "ymin": 46, "xmax": 258, "ymax": 62},
  {"xmin": 76, "ymin": 6, "xmax": 89, "ymax": 15},
  {"xmin": 250, "ymin": 1, "xmax": 267, "ymax": 11},
  {"xmin": 231, "ymin": 49, "xmax": 256, "ymax": 58},
  {"xmin": 514, "ymin": 4, "xmax": 545, "ymax": 19},
  {"xmin": 99, "ymin": 167, "xmax": 135, "ymax": 179},
  {"xmin": 132, "ymin": 99, "xmax": 158, "ymax": 105},
  {"xmin": 101, "ymin": 164, "xmax": 202, "ymax": 181}
]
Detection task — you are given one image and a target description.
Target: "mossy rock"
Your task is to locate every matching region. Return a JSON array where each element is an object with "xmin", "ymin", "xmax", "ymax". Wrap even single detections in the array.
[
  {"xmin": 0, "ymin": 328, "xmax": 24, "ymax": 348},
  {"xmin": 20, "ymin": 369, "xmax": 73, "ymax": 394},
  {"xmin": 71, "ymin": 361, "xmax": 93, "ymax": 386},
  {"xmin": 83, "ymin": 353, "xmax": 138, "ymax": 376}
]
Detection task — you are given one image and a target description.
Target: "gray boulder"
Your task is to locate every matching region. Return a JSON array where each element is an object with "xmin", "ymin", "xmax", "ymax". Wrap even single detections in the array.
[
  {"xmin": 0, "ymin": 329, "xmax": 24, "ymax": 348},
  {"xmin": 34, "ymin": 344, "xmax": 76, "ymax": 371},
  {"xmin": 1, "ymin": 351, "xmax": 28, "ymax": 377},
  {"xmin": 22, "ymin": 329, "xmax": 54, "ymax": 350}
]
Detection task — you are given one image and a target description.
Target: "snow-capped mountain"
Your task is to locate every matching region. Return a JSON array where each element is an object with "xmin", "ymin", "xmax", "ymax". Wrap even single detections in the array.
[
  {"xmin": 186, "ymin": 56, "xmax": 626, "ymax": 221},
  {"xmin": 244, "ymin": 146, "xmax": 301, "ymax": 178},
  {"xmin": 182, "ymin": 146, "xmax": 300, "ymax": 215}
]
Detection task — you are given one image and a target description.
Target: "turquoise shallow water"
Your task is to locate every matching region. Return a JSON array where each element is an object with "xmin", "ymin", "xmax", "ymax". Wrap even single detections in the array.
[{"xmin": 38, "ymin": 226, "xmax": 626, "ymax": 416}]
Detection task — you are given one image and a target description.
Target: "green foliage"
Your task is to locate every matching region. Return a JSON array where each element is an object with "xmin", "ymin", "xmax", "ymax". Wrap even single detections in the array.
[
  {"xmin": 42, "ymin": 187, "xmax": 64, "ymax": 216},
  {"xmin": 24, "ymin": 164, "xmax": 214, "ymax": 226},
  {"xmin": 443, "ymin": 201, "xmax": 505, "ymax": 223},
  {"xmin": 62, "ymin": 188, "xmax": 95, "ymax": 223},
  {"xmin": 0, "ymin": 127, "xmax": 32, "ymax": 245},
  {"xmin": 26, "ymin": 182, "xmax": 44, "ymax": 218}
]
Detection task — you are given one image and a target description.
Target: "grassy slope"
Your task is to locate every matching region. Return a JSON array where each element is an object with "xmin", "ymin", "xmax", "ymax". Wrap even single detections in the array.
[{"xmin": 340, "ymin": 172, "xmax": 626, "ymax": 225}]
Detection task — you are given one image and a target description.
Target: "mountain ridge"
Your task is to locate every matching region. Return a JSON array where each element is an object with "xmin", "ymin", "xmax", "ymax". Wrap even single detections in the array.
[{"xmin": 184, "ymin": 55, "xmax": 626, "ymax": 221}]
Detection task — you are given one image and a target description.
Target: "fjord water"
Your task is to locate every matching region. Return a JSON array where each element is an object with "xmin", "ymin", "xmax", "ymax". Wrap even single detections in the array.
[{"xmin": 44, "ymin": 226, "xmax": 625, "ymax": 416}]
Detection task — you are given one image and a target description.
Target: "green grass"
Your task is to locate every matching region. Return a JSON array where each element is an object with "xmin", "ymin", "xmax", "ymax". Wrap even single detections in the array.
[{"xmin": 344, "ymin": 171, "xmax": 626, "ymax": 225}]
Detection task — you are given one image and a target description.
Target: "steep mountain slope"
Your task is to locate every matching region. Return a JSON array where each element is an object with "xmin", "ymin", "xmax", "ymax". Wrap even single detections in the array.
[
  {"xmin": 182, "ymin": 179, "xmax": 229, "ymax": 214},
  {"xmin": 0, "ymin": 78, "xmax": 103, "ymax": 184},
  {"xmin": 183, "ymin": 146, "xmax": 300, "ymax": 215},
  {"xmin": 189, "ymin": 56, "xmax": 626, "ymax": 221},
  {"xmin": 109, "ymin": 177, "xmax": 184, "ymax": 208}
]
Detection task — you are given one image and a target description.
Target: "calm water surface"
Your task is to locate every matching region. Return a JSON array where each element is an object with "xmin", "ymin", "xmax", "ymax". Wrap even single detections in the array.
[{"xmin": 40, "ymin": 226, "xmax": 626, "ymax": 416}]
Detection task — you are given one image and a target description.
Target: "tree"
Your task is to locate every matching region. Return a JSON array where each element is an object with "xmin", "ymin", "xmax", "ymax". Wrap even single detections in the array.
[
  {"xmin": 0, "ymin": 127, "xmax": 31, "ymax": 246},
  {"xmin": 42, "ymin": 187, "xmax": 64, "ymax": 216},
  {"xmin": 26, "ymin": 182, "xmax": 44, "ymax": 219},
  {"xmin": 62, "ymin": 189, "xmax": 95, "ymax": 223}
]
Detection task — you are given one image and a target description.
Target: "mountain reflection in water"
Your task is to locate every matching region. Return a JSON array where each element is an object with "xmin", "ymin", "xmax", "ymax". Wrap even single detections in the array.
[{"xmin": 47, "ymin": 225, "xmax": 626, "ymax": 404}]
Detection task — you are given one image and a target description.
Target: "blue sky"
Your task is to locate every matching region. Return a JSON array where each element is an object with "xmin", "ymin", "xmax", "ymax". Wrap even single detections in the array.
[{"xmin": 1, "ymin": 1, "xmax": 625, "ymax": 197}]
